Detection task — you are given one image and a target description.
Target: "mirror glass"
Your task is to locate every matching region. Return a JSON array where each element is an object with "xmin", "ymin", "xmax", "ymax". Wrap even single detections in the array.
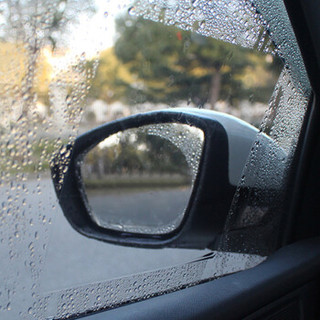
[{"xmin": 82, "ymin": 123, "xmax": 204, "ymax": 235}]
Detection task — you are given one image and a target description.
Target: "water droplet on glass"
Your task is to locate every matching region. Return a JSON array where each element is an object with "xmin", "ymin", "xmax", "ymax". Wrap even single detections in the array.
[{"xmin": 128, "ymin": 6, "xmax": 136, "ymax": 16}]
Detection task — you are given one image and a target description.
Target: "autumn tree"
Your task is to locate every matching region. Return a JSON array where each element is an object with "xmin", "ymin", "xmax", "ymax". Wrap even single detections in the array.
[
  {"xmin": 111, "ymin": 15, "xmax": 281, "ymax": 108},
  {"xmin": 0, "ymin": 0, "xmax": 95, "ymax": 116},
  {"xmin": 88, "ymin": 48, "xmax": 134, "ymax": 104}
]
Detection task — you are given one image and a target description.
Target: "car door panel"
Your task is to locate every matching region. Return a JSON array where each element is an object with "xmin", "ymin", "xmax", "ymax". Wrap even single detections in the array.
[{"xmin": 82, "ymin": 238, "xmax": 320, "ymax": 320}]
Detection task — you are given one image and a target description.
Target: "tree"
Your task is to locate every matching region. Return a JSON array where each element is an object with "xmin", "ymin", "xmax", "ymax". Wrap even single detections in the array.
[
  {"xmin": 112, "ymin": 15, "xmax": 281, "ymax": 108},
  {"xmin": 88, "ymin": 48, "xmax": 134, "ymax": 104},
  {"xmin": 0, "ymin": 0, "xmax": 95, "ymax": 116}
]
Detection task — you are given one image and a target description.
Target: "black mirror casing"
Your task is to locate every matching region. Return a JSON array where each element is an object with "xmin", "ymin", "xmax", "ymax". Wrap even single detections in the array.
[{"xmin": 51, "ymin": 108, "xmax": 258, "ymax": 250}]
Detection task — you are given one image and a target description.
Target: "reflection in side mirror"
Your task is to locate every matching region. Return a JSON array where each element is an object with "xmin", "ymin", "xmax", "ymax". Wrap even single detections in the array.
[{"xmin": 82, "ymin": 123, "xmax": 204, "ymax": 235}]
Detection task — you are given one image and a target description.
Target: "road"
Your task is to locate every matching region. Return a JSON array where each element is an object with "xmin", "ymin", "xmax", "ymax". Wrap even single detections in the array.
[
  {"xmin": 0, "ymin": 177, "xmax": 264, "ymax": 319},
  {"xmin": 0, "ymin": 178, "xmax": 204, "ymax": 289},
  {"xmin": 33, "ymin": 179, "xmax": 206, "ymax": 291},
  {"xmin": 87, "ymin": 187, "xmax": 191, "ymax": 233}
]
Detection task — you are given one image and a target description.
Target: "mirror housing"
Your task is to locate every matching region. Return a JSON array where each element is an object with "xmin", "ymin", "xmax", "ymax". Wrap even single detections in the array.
[{"xmin": 51, "ymin": 108, "xmax": 278, "ymax": 250}]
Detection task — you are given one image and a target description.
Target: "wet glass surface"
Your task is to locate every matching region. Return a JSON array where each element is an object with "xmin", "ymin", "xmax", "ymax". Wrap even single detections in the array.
[
  {"xmin": 0, "ymin": 0, "xmax": 309, "ymax": 319},
  {"xmin": 83, "ymin": 123, "xmax": 204, "ymax": 234}
]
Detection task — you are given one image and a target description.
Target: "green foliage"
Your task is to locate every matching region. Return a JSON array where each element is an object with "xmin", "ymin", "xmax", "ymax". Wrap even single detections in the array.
[
  {"xmin": 84, "ymin": 130, "xmax": 190, "ymax": 177},
  {"xmin": 1, "ymin": 138, "xmax": 67, "ymax": 174},
  {"xmin": 114, "ymin": 16, "xmax": 281, "ymax": 107},
  {"xmin": 88, "ymin": 48, "xmax": 133, "ymax": 103},
  {"xmin": 91, "ymin": 15, "xmax": 282, "ymax": 108}
]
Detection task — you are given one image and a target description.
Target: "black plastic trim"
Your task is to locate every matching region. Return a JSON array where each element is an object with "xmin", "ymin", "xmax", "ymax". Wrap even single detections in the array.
[
  {"xmin": 283, "ymin": 0, "xmax": 320, "ymax": 94},
  {"xmin": 79, "ymin": 237, "xmax": 320, "ymax": 320},
  {"xmin": 281, "ymin": 0, "xmax": 320, "ymax": 243}
]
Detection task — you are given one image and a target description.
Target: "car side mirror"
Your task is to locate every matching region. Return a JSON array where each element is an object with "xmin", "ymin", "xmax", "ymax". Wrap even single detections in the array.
[{"xmin": 51, "ymin": 108, "xmax": 282, "ymax": 250}]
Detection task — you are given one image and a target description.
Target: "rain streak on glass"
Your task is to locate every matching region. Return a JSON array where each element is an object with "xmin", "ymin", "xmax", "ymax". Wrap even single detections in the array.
[{"xmin": 0, "ymin": 0, "xmax": 97, "ymax": 319}]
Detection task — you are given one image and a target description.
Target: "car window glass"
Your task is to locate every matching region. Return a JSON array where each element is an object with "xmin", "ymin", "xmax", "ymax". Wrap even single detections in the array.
[
  {"xmin": 220, "ymin": 0, "xmax": 311, "ymax": 255},
  {"xmin": 0, "ymin": 0, "xmax": 310, "ymax": 319}
]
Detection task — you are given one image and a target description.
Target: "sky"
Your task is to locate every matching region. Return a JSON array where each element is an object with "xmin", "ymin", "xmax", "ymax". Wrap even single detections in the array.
[{"xmin": 66, "ymin": 0, "xmax": 134, "ymax": 59}]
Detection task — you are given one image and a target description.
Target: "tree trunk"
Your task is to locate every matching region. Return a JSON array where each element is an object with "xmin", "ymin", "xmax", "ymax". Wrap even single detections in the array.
[
  {"xmin": 209, "ymin": 69, "xmax": 221, "ymax": 109},
  {"xmin": 21, "ymin": 48, "xmax": 39, "ymax": 117}
]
